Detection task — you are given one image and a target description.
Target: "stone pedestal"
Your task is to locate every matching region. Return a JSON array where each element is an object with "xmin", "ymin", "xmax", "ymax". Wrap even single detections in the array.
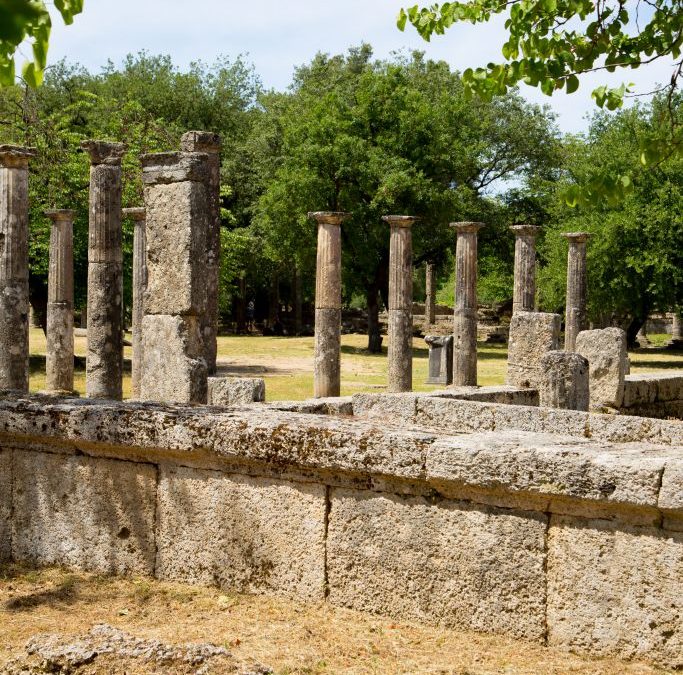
[
  {"xmin": 140, "ymin": 152, "xmax": 209, "ymax": 404},
  {"xmin": 45, "ymin": 210, "xmax": 75, "ymax": 393},
  {"xmin": 384, "ymin": 215, "xmax": 417, "ymax": 393},
  {"xmin": 310, "ymin": 212, "xmax": 348, "ymax": 398},
  {"xmin": 82, "ymin": 140, "xmax": 125, "ymax": 400},
  {"xmin": 539, "ymin": 351, "xmax": 589, "ymax": 411},
  {"xmin": 180, "ymin": 132, "xmax": 221, "ymax": 374},
  {"xmin": 563, "ymin": 232, "xmax": 590, "ymax": 352},
  {"xmin": 0, "ymin": 146, "xmax": 35, "ymax": 392},
  {"xmin": 123, "ymin": 208, "xmax": 146, "ymax": 398},
  {"xmin": 510, "ymin": 224, "xmax": 539, "ymax": 313},
  {"xmin": 425, "ymin": 263, "xmax": 436, "ymax": 326},
  {"xmin": 451, "ymin": 222, "xmax": 484, "ymax": 386},
  {"xmin": 425, "ymin": 335, "xmax": 453, "ymax": 385},
  {"xmin": 507, "ymin": 312, "xmax": 562, "ymax": 389}
]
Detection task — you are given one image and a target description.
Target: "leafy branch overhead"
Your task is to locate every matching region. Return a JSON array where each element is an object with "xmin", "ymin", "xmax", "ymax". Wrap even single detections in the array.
[{"xmin": 0, "ymin": 0, "xmax": 84, "ymax": 87}]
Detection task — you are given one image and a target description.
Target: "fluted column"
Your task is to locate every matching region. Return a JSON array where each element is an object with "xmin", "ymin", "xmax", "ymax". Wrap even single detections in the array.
[
  {"xmin": 563, "ymin": 232, "xmax": 590, "ymax": 352},
  {"xmin": 451, "ymin": 222, "xmax": 484, "ymax": 386},
  {"xmin": 123, "ymin": 207, "xmax": 146, "ymax": 398},
  {"xmin": 180, "ymin": 131, "xmax": 221, "ymax": 374},
  {"xmin": 0, "ymin": 145, "xmax": 36, "ymax": 392},
  {"xmin": 45, "ymin": 210, "xmax": 75, "ymax": 393},
  {"xmin": 310, "ymin": 211, "xmax": 348, "ymax": 398},
  {"xmin": 510, "ymin": 224, "xmax": 539, "ymax": 313},
  {"xmin": 672, "ymin": 310, "xmax": 683, "ymax": 346},
  {"xmin": 384, "ymin": 215, "xmax": 417, "ymax": 392},
  {"xmin": 425, "ymin": 262, "xmax": 436, "ymax": 326},
  {"xmin": 82, "ymin": 140, "xmax": 125, "ymax": 400}
]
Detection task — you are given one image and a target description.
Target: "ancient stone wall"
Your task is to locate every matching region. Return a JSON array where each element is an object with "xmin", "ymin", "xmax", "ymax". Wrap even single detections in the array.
[{"xmin": 620, "ymin": 373, "xmax": 683, "ymax": 419}]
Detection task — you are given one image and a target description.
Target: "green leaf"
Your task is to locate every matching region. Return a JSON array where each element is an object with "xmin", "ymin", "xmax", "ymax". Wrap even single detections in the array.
[{"xmin": 566, "ymin": 74, "xmax": 579, "ymax": 93}]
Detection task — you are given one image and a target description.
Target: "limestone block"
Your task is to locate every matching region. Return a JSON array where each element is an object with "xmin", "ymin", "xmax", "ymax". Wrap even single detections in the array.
[
  {"xmin": 327, "ymin": 488, "xmax": 547, "ymax": 640},
  {"xmin": 156, "ymin": 466, "xmax": 326, "ymax": 599},
  {"xmin": 418, "ymin": 396, "xmax": 496, "ymax": 432},
  {"xmin": 507, "ymin": 312, "xmax": 561, "ymax": 389},
  {"xmin": 547, "ymin": 515, "xmax": 683, "ymax": 669},
  {"xmin": 651, "ymin": 373, "xmax": 683, "ymax": 402},
  {"xmin": 0, "ymin": 281, "xmax": 29, "ymax": 391},
  {"xmin": 575, "ymin": 327, "xmax": 627, "ymax": 409},
  {"xmin": 0, "ymin": 449, "xmax": 11, "ymax": 561},
  {"xmin": 424, "ymin": 335, "xmax": 453, "ymax": 385},
  {"xmin": 539, "ymin": 351, "xmax": 589, "ymax": 411},
  {"xmin": 143, "ymin": 180, "xmax": 208, "ymax": 316},
  {"xmin": 352, "ymin": 392, "xmax": 419, "ymax": 422},
  {"xmin": 439, "ymin": 385, "xmax": 539, "ymax": 407},
  {"xmin": 208, "ymin": 377, "xmax": 266, "ymax": 406},
  {"xmin": 622, "ymin": 375, "xmax": 658, "ymax": 408},
  {"xmin": 11, "ymin": 450, "xmax": 156, "ymax": 574},
  {"xmin": 140, "ymin": 314, "xmax": 207, "ymax": 404},
  {"xmin": 140, "ymin": 151, "xmax": 209, "ymax": 185}
]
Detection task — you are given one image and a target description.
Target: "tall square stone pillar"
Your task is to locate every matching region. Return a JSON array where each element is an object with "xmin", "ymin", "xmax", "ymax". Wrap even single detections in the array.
[
  {"xmin": 510, "ymin": 224, "xmax": 539, "ymax": 314},
  {"xmin": 563, "ymin": 232, "xmax": 590, "ymax": 352},
  {"xmin": 451, "ymin": 222, "xmax": 484, "ymax": 386},
  {"xmin": 0, "ymin": 146, "xmax": 35, "ymax": 392},
  {"xmin": 140, "ymin": 152, "xmax": 209, "ymax": 404}
]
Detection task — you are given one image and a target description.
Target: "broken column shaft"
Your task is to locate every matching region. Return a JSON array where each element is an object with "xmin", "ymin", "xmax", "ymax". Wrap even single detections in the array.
[
  {"xmin": 563, "ymin": 232, "xmax": 590, "ymax": 352},
  {"xmin": 425, "ymin": 262, "xmax": 436, "ymax": 326},
  {"xmin": 510, "ymin": 224, "xmax": 539, "ymax": 314}
]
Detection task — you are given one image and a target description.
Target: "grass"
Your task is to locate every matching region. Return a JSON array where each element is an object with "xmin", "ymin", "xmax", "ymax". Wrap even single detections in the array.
[{"xmin": 27, "ymin": 328, "xmax": 683, "ymax": 402}]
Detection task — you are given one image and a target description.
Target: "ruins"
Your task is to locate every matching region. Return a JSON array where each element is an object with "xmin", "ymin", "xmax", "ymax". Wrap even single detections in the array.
[
  {"xmin": 510, "ymin": 224, "xmax": 539, "ymax": 313},
  {"xmin": 563, "ymin": 231, "xmax": 589, "ymax": 351}
]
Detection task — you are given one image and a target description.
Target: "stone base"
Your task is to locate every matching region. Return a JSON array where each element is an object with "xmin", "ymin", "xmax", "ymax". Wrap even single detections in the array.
[{"xmin": 208, "ymin": 377, "xmax": 266, "ymax": 406}]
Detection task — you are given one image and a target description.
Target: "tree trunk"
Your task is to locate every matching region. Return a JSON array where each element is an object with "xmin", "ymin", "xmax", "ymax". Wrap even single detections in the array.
[
  {"xmin": 28, "ymin": 275, "xmax": 48, "ymax": 335},
  {"xmin": 268, "ymin": 272, "xmax": 279, "ymax": 328},
  {"xmin": 627, "ymin": 316, "xmax": 645, "ymax": 349},
  {"xmin": 366, "ymin": 285, "xmax": 383, "ymax": 353}
]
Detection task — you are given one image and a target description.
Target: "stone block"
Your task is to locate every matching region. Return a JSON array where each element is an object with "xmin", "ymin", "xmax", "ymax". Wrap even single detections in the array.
[
  {"xmin": 143, "ymin": 180, "xmax": 208, "ymax": 316},
  {"xmin": 575, "ymin": 327, "xmax": 627, "ymax": 409},
  {"xmin": 140, "ymin": 314, "xmax": 207, "ymax": 404},
  {"xmin": 141, "ymin": 151, "xmax": 209, "ymax": 185},
  {"xmin": 539, "ymin": 351, "xmax": 589, "ymax": 411},
  {"xmin": 0, "ymin": 449, "xmax": 11, "ymax": 561},
  {"xmin": 11, "ymin": 450, "xmax": 156, "ymax": 574},
  {"xmin": 507, "ymin": 312, "xmax": 561, "ymax": 389},
  {"xmin": 439, "ymin": 385, "xmax": 539, "ymax": 406},
  {"xmin": 327, "ymin": 488, "xmax": 547, "ymax": 640},
  {"xmin": 208, "ymin": 377, "xmax": 265, "ymax": 406},
  {"xmin": 0, "ymin": 281, "xmax": 29, "ymax": 391},
  {"xmin": 156, "ymin": 466, "xmax": 326, "ymax": 599},
  {"xmin": 417, "ymin": 396, "xmax": 496, "ymax": 432},
  {"xmin": 425, "ymin": 335, "xmax": 453, "ymax": 385},
  {"xmin": 622, "ymin": 375, "xmax": 658, "ymax": 408},
  {"xmin": 651, "ymin": 373, "xmax": 683, "ymax": 402},
  {"xmin": 547, "ymin": 515, "xmax": 683, "ymax": 669},
  {"xmin": 352, "ymin": 392, "xmax": 419, "ymax": 422}
]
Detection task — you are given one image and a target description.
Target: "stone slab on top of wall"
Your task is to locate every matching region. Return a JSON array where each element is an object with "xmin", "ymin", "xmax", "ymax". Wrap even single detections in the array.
[
  {"xmin": 0, "ymin": 449, "xmax": 10, "ymax": 561},
  {"xmin": 507, "ymin": 312, "xmax": 561, "ymax": 389},
  {"xmin": 576, "ymin": 327, "xmax": 627, "ymax": 409},
  {"xmin": 208, "ymin": 377, "xmax": 266, "ymax": 406}
]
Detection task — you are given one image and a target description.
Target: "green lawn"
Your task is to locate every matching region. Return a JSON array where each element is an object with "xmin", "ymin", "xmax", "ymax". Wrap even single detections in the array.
[{"xmin": 27, "ymin": 329, "xmax": 683, "ymax": 402}]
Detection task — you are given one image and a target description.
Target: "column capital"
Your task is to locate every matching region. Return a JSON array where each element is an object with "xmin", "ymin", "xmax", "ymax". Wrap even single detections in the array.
[
  {"xmin": 0, "ymin": 145, "xmax": 37, "ymax": 169},
  {"xmin": 308, "ymin": 211, "xmax": 349, "ymax": 226},
  {"xmin": 510, "ymin": 224, "xmax": 540, "ymax": 237},
  {"xmin": 123, "ymin": 207, "xmax": 146, "ymax": 222},
  {"xmin": 80, "ymin": 140, "xmax": 125, "ymax": 165},
  {"xmin": 450, "ymin": 221, "xmax": 485, "ymax": 234},
  {"xmin": 562, "ymin": 231, "xmax": 590, "ymax": 244},
  {"xmin": 180, "ymin": 130, "xmax": 221, "ymax": 154},
  {"xmin": 45, "ymin": 209, "xmax": 75, "ymax": 223},
  {"xmin": 382, "ymin": 215, "xmax": 418, "ymax": 228}
]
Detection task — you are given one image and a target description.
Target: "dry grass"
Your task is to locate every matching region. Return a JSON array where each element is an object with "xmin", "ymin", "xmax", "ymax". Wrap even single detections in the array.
[{"xmin": 0, "ymin": 564, "xmax": 671, "ymax": 674}]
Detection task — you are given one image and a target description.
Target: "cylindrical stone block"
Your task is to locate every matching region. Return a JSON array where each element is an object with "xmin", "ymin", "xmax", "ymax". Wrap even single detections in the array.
[
  {"xmin": 123, "ymin": 207, "xmax": 146, "ymax": 398},
  {"xmin": 310, "ymin": 211, "xmax": 348, "ymax": 398},
  {"xmin": 563, "ymin": 232, "xmax": 590, "ymax": 352},
  {"xmin": 0, "ymin": 145, "xmax": 36, "ymax": 392},
  {"xmin": 510, "ymin": 224, "xmax": 539, "ymax": 314},
  {"xmin": 45, "ymin": 209, "xmax": 75, "ymax": 393},
  {"xmin": 384, "ymin": 215, "xmax": 417, "ymax": 393},
  {"xmin": 539, "ymin": 350, "xmax": 589, "ymax": 411},
  {"xmin": 451, "ymin": 222, "xmax": 484, "ymax": 386},
  {"xmin": 82, "ymin": 141, "xmax": 125, "ymax": 400},
  {"xmin": 180, "ymin": 132, "xmax": 221, "ymax": 375},
  {"xmin": 425, "ymin": 262, "xmax": 436, "ymax": 326}
]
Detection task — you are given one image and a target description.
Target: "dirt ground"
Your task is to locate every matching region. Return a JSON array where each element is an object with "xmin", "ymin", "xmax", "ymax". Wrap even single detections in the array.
[{"xmin": 0, "ymin": 565, "xmax": 672, "ymax": 674}]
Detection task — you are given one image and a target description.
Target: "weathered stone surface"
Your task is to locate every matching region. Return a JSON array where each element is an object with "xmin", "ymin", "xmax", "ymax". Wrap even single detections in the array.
[
  {"xmin": 425, "ymin": 262, "xmax": 436, "ymax": 325},
  {"xmin": 156, "ymin": 466, "xmax": 326, "ymax": 599},
  {"xmin": 268, "ymin": 396, "xmax": 353, "ymax": 416},
  {"xmin": 424, "ymin": 335, "xmax": 453, "ymax": 385},
  {"xmin": 0, "ymin": 283, "xmax": 29, "ymax": 392},
  {"xmin": 327, "ymin": 488, "xmax": 547, "ymax": 640},
  {"xmin": 387, "ymin": 310, "xmax": 413, "ymax": 392},
  {"xmin": 46, "ymin": 302, "xmax": 74, "ymax": 393},
  {"xmin": 436, "ymin": 385, "xmax": 539, "ymax": 406},
  {"xmin": 140, "ymin": 315, "xmax": 207, "ymax": 404},
  {"xmin": 539, "ymin": 351, "xmax": 589, "ymax": 411},
  {"xmin": 11, "ymin": 450, "xmax": 156, "ymax": 574},
  {"xmin": 563, "ymin": 232, "xmax": 590, "ymax": 351},
  {"xmin": 507, "ymin": 312, "xmax": 561, "ymax": 389},
  {"xmin": 576, "ymin": 327, "xmax": 627, "ymax": 409},
  {"xmin": 0, "ymin": 449, "xmax": 10, "ymax": 561},
  {"xmin": 143, "ymin": 180, "xmax": 208, "ymax": 316},
  {"xmin": 352, "ymin": 392, "xmax": 419, "ymax": 422},
  {"xmin": 140, "ymin": 152, "xmax": 209, "ymax": 185},
  {"xmin": 313, "ymin": 307, "xmax": 341, "ymax": 398},
  {"xmin": 510, "ymin": 224, "xmax": 539, "ymax": 314},
  {"xmin": 622, "ymin": 372, "xmax": 683, "ymax": 408},
  {"xmin": 547, "ymin": 515, "xmax": 683, "ymax": 668},
  {"xmin": 208, "ymin": 377, "xmax": 265, "ymax": 406}
]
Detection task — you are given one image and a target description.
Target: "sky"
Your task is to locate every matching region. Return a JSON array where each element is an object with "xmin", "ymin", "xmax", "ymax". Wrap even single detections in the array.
[{"xmin": 42, "ymin": 0, "xmax": 677, "ymax": 134}]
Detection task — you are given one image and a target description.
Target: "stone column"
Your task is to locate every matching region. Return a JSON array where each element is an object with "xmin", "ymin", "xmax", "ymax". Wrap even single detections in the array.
[
  {"xmin": 425, "ymin": 262, "xmax": 436, "ymax": 326},
  {"xmin": 383, "ymin": 215, "xmax": 417, "ymax": 392},
  {"xmin": 140, "ymin": 151, "xmax": 209, "ymax": 404},
  {"xmin": 563, "ymin": 232, "xmax": 590, "ymax": 352},
  {"xmin": 310, "ymin": 211, "xmax": 348, "ymax": 398},
  {"xmin": 180, "ymin": 131, "xmax": 221, "ymax": 374},
  {"xmin": 81, "ymin": 140, "xmax": 125, "ymax": 400},
  {"xmin": 123, "ymin": 207, "xmax": 146, "ymax": 398},
  {"xmin": 0, "ymin": 145, "xmax": 36, "ymax": 392},
  {"xmin": 510, "ymin": 224, "xmax": 539, "ymax": 314},
  {"xmin": 670, "ymin": 310, "xmax": 683, "ymax": 348},
  {"xmin": 451, "ymin": 222, "xmax": 484, "ymax": 386},
  {"xmin": 44, "ymin": 210, "xmax": 75, "ymax": 393}
]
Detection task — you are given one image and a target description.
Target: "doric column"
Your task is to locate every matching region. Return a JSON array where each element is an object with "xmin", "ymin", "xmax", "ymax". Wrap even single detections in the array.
[
  {"xmin": 180, "ymin": 131, "xmax": 221, "ymax": 374},
  {"xmin": 45, "ymin": 209, "xmax": 75, "ymax": 393},
  {"xmin": 383, "ymin": 215, "xmax": 417, "ymax": 392},
  {"xmin": 123, "ymin": 207, "xmax": 146, "ymax": 398},
  {"xmin": 81, "ymin": 140, "xmax": 125, "ymax": 400},
  {"xmin": 0, "ymin": 145, "xmax": 36, "ymax": 392},
  {"xmin": 451, "ymin": 222, "xmax": 484, "ymax": 386},
  {"xmin": 310, "ymin": 211, "xmax": 348, "ymax": 398},
  {"xmin": 563, "ymin": 232, "xmax": 590, "ymax": 352},
  {"xmin": 510, "ymin": 224, "xmax": 539, "ymax": 313},
  {"xmin": 670, "ymin": 310, "xmax": 683, "ymax": 348},
  {"xmin": 425, "ymin": 262, "xmax": 436, "ymax": 325}
]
